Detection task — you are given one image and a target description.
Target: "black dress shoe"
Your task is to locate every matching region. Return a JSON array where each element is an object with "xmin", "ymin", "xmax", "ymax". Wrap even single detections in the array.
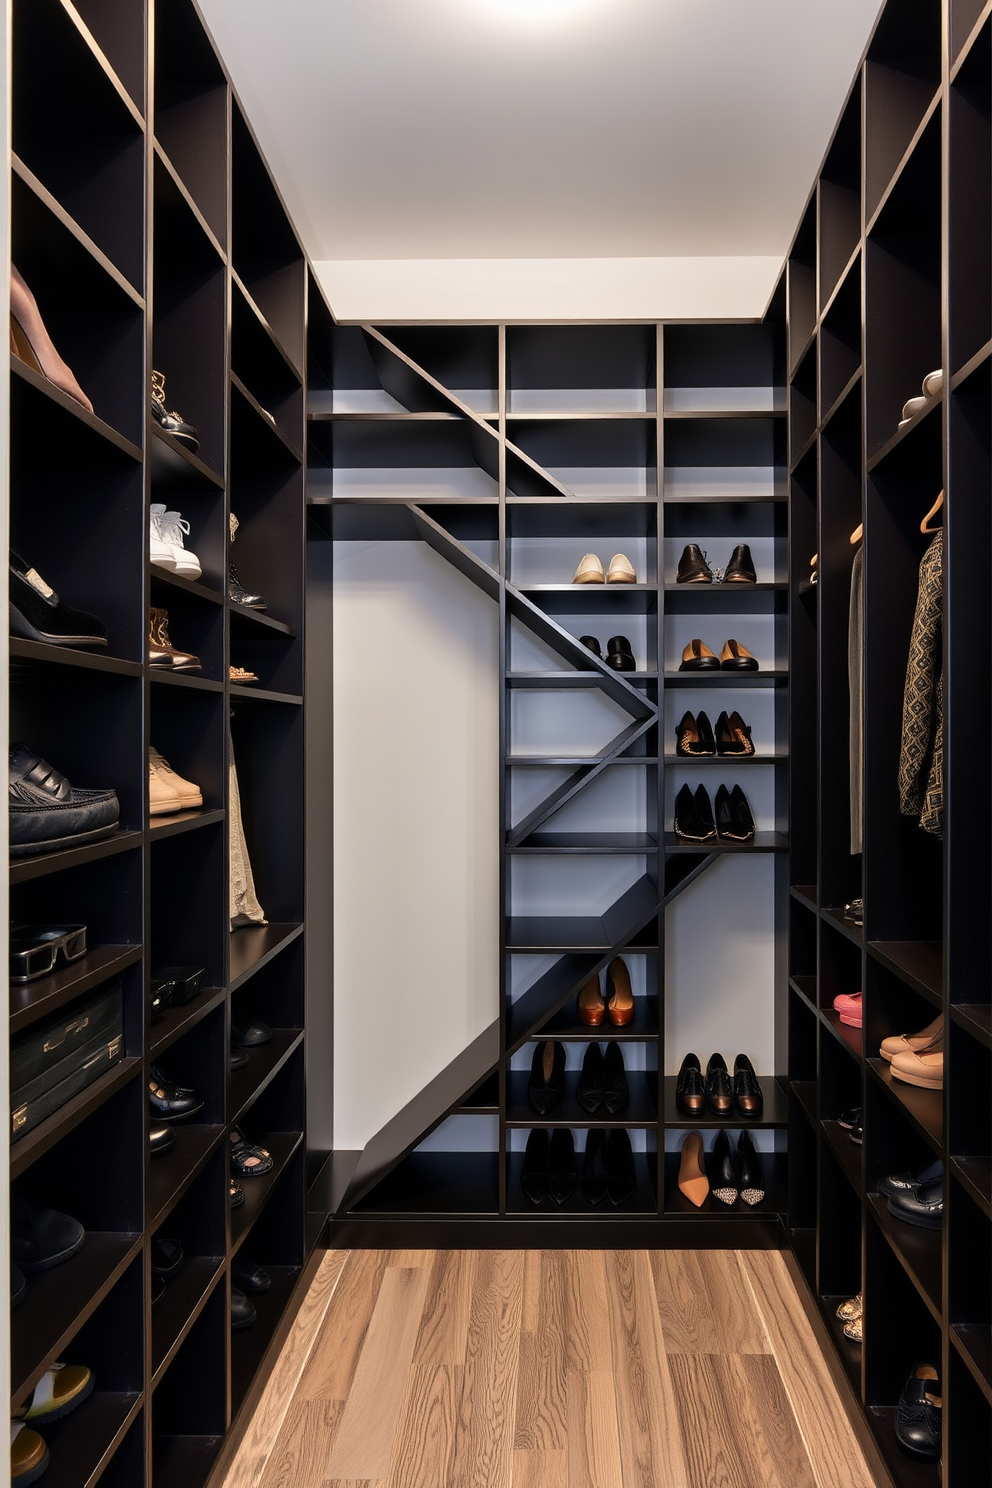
[
  {"xmin": 11, "ymin": 1196, "xmax": 84, "ymax": 1272},
  {"xmin": 231, "ymin": 1012, "xmax": 272, "ymax": 1047},
  {"xmin": 733, "ymin": 1054, "xmax": 763, "ymax": 1116},
  {"xmin": 888, "ymin": 1175, "xmax": 943, "ymax": 1230},
  {"xmin": 724, "ymin": 544, "xmax": 757, "ymax": 583},
  {"xmin": 675, "ymin": 1052, "xmax": 706, "ymax": 1116},
  {"xmin": 676, "ymin": 544, "xmax": 713, "ymax": 583},
  {"xmin": 837, "ymin": 1107, "xmax": 861, "ymax": 1130},
  {"xmin": 149, "ymin": 1065, "xmax": 204, "ymax": 1123},
  {"xmin": 674, "ymin": 783, "xmax": 716, "ymax": 842},
  {"xmin": 849, "ymin": 1120, "xmax": 863, "ymax": 1146},
  {"xmin": 149, "ymin": 1124, "xmax": 176, "ymax": 1158},
  {"xmin": 548, "ymin": 1129, "xmax": 577, "ymax": 1205},
  {"xmin": 152, "ymin": 1273, "xmax": 167, "ymax": 1308},
  {"xmin": 229, "ymin": 563, "xmax": 267, "ymax": 611},
  {"xmin": 528, "ymin": 1041, "xmax": 565, "ymax": 1115},
  {"xmin": 9, "ymin": 551, "xmax": 108, "ymax": 648},
  {"xmin": 521, "ymin": 1129, "xmax": 549, "ymax": 1205},
  {"xmin": 675, "ymin": 711, "xmax": 715, "ymax": 757},
  {"xmin": 233, "ymin": 1255, "xmax": 271, "ymax": 1294},
  {"xmin": 231, "ymin": 1286, "xmax": 257, "ymax": 1332},
  {"xmin": 151, "ymin": 1237, "xmax": 184, "ymax": 1282},
  {"xmin": 605, "ymin": 636, "xmax": 636, "ymax": 672},
  {"xmin": 577, "ymin": 1043, "xmax": 604, "ymax": 1114},
  {"xmin": 736, "ymin": 1130, "xmax": 765, "ymax": 1205},
  {"xmin": 580, "ymin": 1129, "xmax": 609, "ymax": 1205},
  {"xmin": 579, "ymin": 635, "xmax": 602, "ymax": 658},
  {"xmin": 705, "ymin": 1053, "xmax": 733, "ymax": 1115},
  {"xmin": 12, "ymin": 1262, "xmax": 26, "ymax": 1308},
  {"xmin": 895, "ymin": 1366, "xmax": 942, "ymax": 1460},
  {"xmin": 715, "ymin": 710, "xmax": 755, "ymax": 756},
  {"xmin": 602, "ymin": 1044, "xmax": 629, "ymax": 1114},
  {"xmin": 879, "ymin": 1158, "xmax": 943, "ymax": 1200},
  {"xmin": 230, "ymin": 1046, "xmax": 249, "ymax": 1071},
  {"xmin": 710, "ymin": 1130, "xmax": 738, "ymax": 1205},
  {"xmin": 9, "ymin": 743, "xmax": 120, "ymax": 858},
  {"xmin": 606, "ymin": 1129, "xmax": 636, "ymax": 1206},
  {"xmin": 715, "ymin": 784, "xmax": 756, "ymax": 842}
]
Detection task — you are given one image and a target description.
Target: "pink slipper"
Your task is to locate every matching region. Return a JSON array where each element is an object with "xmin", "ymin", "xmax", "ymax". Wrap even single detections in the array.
[{"xmin": 833, "ymin": 991, "xmax": 862, "ymax": 1028}]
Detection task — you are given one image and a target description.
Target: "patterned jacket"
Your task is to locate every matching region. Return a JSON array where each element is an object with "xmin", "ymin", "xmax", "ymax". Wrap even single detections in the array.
[{"xmin": 898, "ymin": 530, "xmax": 943, "ymax": 838}]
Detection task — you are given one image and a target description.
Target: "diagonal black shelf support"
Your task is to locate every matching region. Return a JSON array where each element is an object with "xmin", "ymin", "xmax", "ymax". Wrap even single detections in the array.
[
  {"xmin": 662, "ymin": 851, "xmax": 721, "ymax": 905},
  {"xmin": 339, "ymin": 1018, "xmax": 501, "ymax": 1214},
  {"xmin": 507, "ymin": 715, "xmax": 656, "ymax": 846}
]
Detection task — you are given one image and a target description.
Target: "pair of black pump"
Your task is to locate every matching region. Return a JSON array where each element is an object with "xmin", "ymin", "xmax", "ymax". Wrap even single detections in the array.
[
  {"xmin": 580, "ymin": 634, "xmax": 635, "ymax": 672},
  {"xmin": 521, "ymin": 1127, "xmax": 636, "ymax": 1207},
  {"xmin": 674, "ymin": 782, "xmax": 755, "ymax": 842},
  {"xmin": 528, "ymin": 1041, "xmax": 629, "ymax": 1116},
  {"xmin": 676, "ymin": 709, "xmax": 754, "ymax": 757}
]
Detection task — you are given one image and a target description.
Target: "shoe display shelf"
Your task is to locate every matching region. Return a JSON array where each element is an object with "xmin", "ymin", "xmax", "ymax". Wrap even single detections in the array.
[
  {"xmin": 7, "ymin": 3, "xmax": 330, "ymax": 1486},
  {"xmin": 310, "ymin": 315, "xmax": 793, "ymax": 1245},
  {"xmin": 784, "ymin": 2, "xmax": 992, "ymax": 1482}
]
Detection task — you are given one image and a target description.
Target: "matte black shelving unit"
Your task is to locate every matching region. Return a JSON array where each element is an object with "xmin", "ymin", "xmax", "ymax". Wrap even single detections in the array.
[
  {"xmin": 6, "ymin": 3, "xmax": 333, "ymax": 1485},
  {"xmin": 784, "ymin": 2, "xmax": 992, "ymax": 1483},
  {"xmin": 309, "ymin": 312, "xmax": 792, "ymax": 1245}
]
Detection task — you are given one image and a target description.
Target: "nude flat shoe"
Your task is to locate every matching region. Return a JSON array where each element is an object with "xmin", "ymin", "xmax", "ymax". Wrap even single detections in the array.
[
  {"xmin": 606, "ymin": 553, "xmax": 637, "ymax": 584},
  {"xmin": 573, "ymin": 553, "xmax": 605, "ymax": 584},
  {"xmin": 890, "ymin": 1033, "xmax": 944, "ymax": 1090},
  {"xmin": 880, "ymin": 1015, "xmax": 942, "ymax": 1063}
]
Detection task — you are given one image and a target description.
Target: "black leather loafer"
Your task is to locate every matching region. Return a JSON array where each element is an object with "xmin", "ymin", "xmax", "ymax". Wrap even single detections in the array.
[
  {"xmin": 603, "ymin": 1043, "xmax": 629, "ymax": 1114},
  {"xmin": 579, "ymin": 635, "xmax": 602, "ymax": 657},
  {"xmin": 733, "ymin": 1054, "xmax": 763, "ymax": 1115},
  {"xmin": 231, "ymin": 1012, "xmax": 272, "ymax": 1047},
  {"xmin": 11, "ymin": 1197, "xmax": 84, "ymax": 1272},
  {"xmin": 605, "ymin": 635, "xmax": 636, "ymax": 672},
  {"xmin": 528, "ymin": 1041, "xmax": 565, "ymax": 1115},
  {"xmin": 521, "ymin": 1128, "xmax": 549, "ymax": 1205},
  {"xmin": 580, "ymin": 1129, "xmax": 609, "ymax": 1206},
  {"xmin": 231, "ymin": 1286, "xmax": 257, "ymax": 1332},
  {"xmin": 675, "ymin": 1052, "xmax": 706, "ymax": 1116},
  {"xmin": 548, "ymin": 1129, "xmax": 577, "ymax": 1205},
  {"xmin": 9, "ymin": 744, "xmax": 120, "ymax": 858},
  {"xmin": 705, "ymin": 1053, "xmax": 733, "ymax": 1115},
  {"xmin": 233, "ymin": 1256, "xmax": 271, "ymax": 1294},
  {"xmin": 887, "ymin": 1175, "xmax": 943, "ymax": 1230},
  {"xmin": 605, "ymin": 1129, "xmax": 636, "ymax": 1206},
  {"xmin": 230, "ymin": 1046, "xmax": 249, "ymax": 1071},
  {"xmin": 895, "ymin": 1366, "xmax": 942, "ymax": 1459},
  {"xmin": 9, "ymin": 551, "xmax": 108, "ymax": 648},
  {"xmin": 724, "ymin": 544, "xmax": 757, "ymax": 583},
  {"xmin": 837, "ymin": 1107, "xmax": 861, "ymax": 1130},
  {"xmin": 676, "ymin": 544, "xmax": 713, "ymax": 583},
  {"xmin": 151, "ymin": 1237, "xmax": 184, "ymax": 1282},
  {"xmin": 577, "ymin": 1043, "xmax": 604, "ymax": 1114},
  {"xmin": 149, "ymin": 1125, "xmax": 176, "ymax": 1158},
  {"xmin": 149, "ymin": 1065, "xmax": 204, "ymax": 1123},
  {"xmin": 879, "ymin": 1157, "xmax": 943, "ymax": 1200}
]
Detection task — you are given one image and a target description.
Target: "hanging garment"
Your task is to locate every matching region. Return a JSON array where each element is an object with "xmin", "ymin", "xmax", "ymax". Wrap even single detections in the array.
[
  {"xmin": 849, "ymin": 544, "xmax": 864, "ymax": 854},
  {"xmin": 898, "ymin": 529, "xmax": 943, "ymax": 838},
  {"xmin": 229, "ymin": 725, "xmax": 267, "ymax": 927}
]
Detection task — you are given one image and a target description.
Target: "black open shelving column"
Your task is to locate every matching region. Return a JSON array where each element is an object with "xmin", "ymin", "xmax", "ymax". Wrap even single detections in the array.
[{"xmin": 784, "ymin": 2, "xmax": 992, "ymax": 1483}]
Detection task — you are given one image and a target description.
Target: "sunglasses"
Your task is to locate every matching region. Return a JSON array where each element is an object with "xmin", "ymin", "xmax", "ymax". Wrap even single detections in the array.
[{"xmin": 10, "ymin": 924, "xmax": 88, "ymax": 982}]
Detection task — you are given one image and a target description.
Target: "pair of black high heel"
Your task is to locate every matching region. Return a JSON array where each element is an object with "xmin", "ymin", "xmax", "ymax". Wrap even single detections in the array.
[
  {"xmin": 528, "ymin": 1041, "xmax": 629, "ymax": 1116},
  {"xmin": 674, "ymin": 783, "xmax": 755, "ymax": 842},
  {"xmin": 710, "ymin": 1129, "xmax": 764, "ymax": 1206},
  {"xmin": 521, "ymin": 1128, "xmax": 636, "ymax": 1207},
  {"xmin": 675, "ymin": 710, "xmax": 754, "ymax": 757},
  {"xmin": 580, "ymin": 634, "xmax": 635, "ymax": 672}
]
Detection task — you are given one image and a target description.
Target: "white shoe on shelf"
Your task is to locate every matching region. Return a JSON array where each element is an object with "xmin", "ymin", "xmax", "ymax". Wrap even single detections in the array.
[
  {"xmin": 149, "ymin": 746, "xmax": 203, "ymax": 813},
  {"xmin": 150, "ymin": 503, "xmax": 202, "ymax": 580}
]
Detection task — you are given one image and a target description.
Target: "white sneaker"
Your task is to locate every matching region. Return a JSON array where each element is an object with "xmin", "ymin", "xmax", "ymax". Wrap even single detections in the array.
[
  {"xmin": 150, "ymin": 503, "xmax": 202, "ymax": 579},
  {"xmin": 149, "ymin": 746, "xmax": 203, "ymax": 811}
]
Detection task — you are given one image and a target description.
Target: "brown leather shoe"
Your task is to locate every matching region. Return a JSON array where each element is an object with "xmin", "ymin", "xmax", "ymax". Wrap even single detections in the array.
[
  {"xmin": 720, "ymin": 638, "xmax": 758, "ymax": 671},
  {"xmin": 679, "ymin": 639, "xmax": 720, "ymax": 672},
  {"xmin": 577, "ymin": 975, "xmax": 606, "ymax": 1026},
  {"xmin": 149, "ymin": 608, "xmax": 201, "ymax": 672},
  {"xmin": 606, "ymin": 956, "xmax": 634, "ymax": 1026}
]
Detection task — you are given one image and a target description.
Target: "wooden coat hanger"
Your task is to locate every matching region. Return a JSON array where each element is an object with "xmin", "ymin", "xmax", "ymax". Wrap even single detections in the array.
[
  {"xmin": 921, "ymin": 489, "xmax": 944, "ymax": 534},
  {"xmin": 849, "ymin": 522, "xmax": 863, "ymax": 545}
]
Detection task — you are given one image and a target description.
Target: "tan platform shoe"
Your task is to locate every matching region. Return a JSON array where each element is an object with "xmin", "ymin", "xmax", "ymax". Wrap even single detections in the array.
[
  {"xmin": 880, "ymin": 1015, "xmax": 942, "ymax": 1063},
  {"xmin": 889, "ymin": 1031, "xmax": 944, "ymax": 1090},
  {"xmin": 149, "ymin": 746, "xmax": 203, "ymax": 812},
  {"xmin": 572, "ymin": 553, "xmax": 605, "ymax": 584}
]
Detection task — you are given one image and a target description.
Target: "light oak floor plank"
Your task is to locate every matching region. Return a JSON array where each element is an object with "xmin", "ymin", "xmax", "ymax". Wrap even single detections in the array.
[
  {"xmin": 738, "ymin": 1250, "xmax": 876, "ymax": 1488},
  {"xmin": 228, "ymin": 1249, "xmax": 876, "ymax": 1488},
  {"xmin": 651, "ymin": 1250, "xmax": 769, "ymax": 1356},
  {"xmin": 325, "ymin": 1266, "xmax": 431, "ymax": 1480},
  {"xmin": 222, "ymin": 1252, "xmax": 350, "ymax": 1488}
]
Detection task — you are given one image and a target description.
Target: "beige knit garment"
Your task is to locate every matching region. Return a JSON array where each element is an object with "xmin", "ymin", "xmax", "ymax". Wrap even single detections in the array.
[{"xmin": 230, "ymin": 728, "xmax": 266, "ymax": 927}]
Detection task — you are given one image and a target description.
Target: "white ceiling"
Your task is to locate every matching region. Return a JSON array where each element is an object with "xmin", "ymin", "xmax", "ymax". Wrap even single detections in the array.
[{"xmin": 199, "ymin": 0, "xmax": 882, "ymax": 319}]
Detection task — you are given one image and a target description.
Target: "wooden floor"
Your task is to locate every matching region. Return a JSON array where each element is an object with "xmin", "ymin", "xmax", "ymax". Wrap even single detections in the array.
[{"xmin": 220, "ymin": 1248, "xmax": 878, "ymax": 1488}]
